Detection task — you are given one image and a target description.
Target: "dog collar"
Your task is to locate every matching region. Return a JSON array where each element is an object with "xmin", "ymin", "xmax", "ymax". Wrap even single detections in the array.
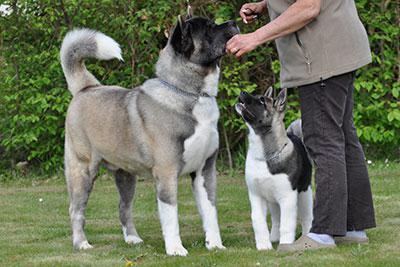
[
  {"xmin": 265, "ymin": 142, "xmax": 288, "ymax": 162},
  {"xmin": 158, "ymin": 79, "xmax": 211, "ymax": 98}
]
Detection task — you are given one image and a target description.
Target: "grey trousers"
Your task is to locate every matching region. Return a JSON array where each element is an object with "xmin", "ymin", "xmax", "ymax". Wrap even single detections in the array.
[{"xmin": 298, "ymin": 71, "xmax": 376, "ymax": 236}]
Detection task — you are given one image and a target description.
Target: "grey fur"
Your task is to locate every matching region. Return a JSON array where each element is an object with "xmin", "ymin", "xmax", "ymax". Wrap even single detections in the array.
[
  {"xmin": 61, "ymin": 17, "xmax": 238, "ymax": 252},
  {"xmin": 287, "ymin": 119, "xmax": 303, "ymax": 140},
  {"xmin": 114, "ymin": 169, "xmax": 139, "ymax": 238},
  {"xmin": 60, "ymin": 29, "xmax": 122, "ymax": 95},
  {"xmin": 199, "ymin": 150, "xmax": 218, "ymax": 205}
]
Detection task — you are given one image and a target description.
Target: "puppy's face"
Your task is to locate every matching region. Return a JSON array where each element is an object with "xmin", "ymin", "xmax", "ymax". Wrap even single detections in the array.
[
  {"xmin": 170, "ymin": 16, "xmax": 239, "ymax": 66},
  {"xmin": 235, "ymin": 88, "xmax": 287, "ymax": 133}
]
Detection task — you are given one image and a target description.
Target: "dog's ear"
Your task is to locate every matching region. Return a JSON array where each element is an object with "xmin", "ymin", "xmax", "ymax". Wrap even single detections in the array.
[
  {"xmin": 275, "ymin": 88, "xmax": 287, "ymax": 112},
  {"xmin": 170, "ymin": 15, "xmax": 194, "ymax": 58},
  {"xmin": 186, "ymin": 4, "xmax": 193, "ymax": 20},
  {"xmin": 264, "ymin": 86, "xmax": 274, "ymax": 99},
  {"xmin": 263, "ymin": 86, "xmax": 274, "ymax": 110}
]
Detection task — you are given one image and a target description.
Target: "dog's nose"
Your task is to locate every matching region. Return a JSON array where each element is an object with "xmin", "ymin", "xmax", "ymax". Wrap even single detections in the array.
[
  {"xmin": 227, "ymin": 20, "xmax": 237, "ymax": 27},
  {"xmin": 239, "ymin": 91, "xmax": 251, "ymax": 104}
]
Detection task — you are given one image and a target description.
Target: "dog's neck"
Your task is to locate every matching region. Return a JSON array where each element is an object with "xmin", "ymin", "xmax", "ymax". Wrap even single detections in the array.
[
  {"xmin": 155, "ymin": 45, "xmax": 219, "ymax": 97},
  {"xmin": 251, "ymin": 120, "xmax": 290, "ymax": 162}
]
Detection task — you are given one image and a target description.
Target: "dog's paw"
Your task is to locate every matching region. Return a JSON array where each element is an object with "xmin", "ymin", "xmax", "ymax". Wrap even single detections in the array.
[
  {"xmin": 256, "ymin": 242, "xmax": 273, "ymax": 251},
  {"xmin": 270, "ymin": 233, "xmax": 280, "ymax": 243},
  {"xmin": 206, "ymin": 241, "xmax": 226, "ymax": 250},
  {"xmin": 166, "ymin": 244, "xmax": 189, "ymax": 256},
  {"xmin": 76, "ymin": 240, "xmax": 93, "ymax": 250},
  {"xmin": 125, "ymin": 235, "xmax": 143, "ymax": 245},
  {"xmin": 205, "ymin": 233, "xmax": 225, "ymax": 250}
]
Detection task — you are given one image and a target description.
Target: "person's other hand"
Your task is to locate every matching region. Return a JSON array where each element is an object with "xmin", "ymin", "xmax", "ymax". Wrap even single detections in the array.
[
  {"xmin": 226, "ymin": 33, "xmax": 261, "ymax": 58},
  {"xmin": 240, "ymin": 1, "xmax": 267, "ymax": 24}
]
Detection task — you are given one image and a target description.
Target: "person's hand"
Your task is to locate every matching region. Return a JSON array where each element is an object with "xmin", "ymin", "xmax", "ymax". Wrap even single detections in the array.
[
  {"xmin": 226, "ymin": 32, "xmax": 261, "ymax": 58},
  {"xmin": 240, "ymin": 1, "xmax": 267, "ymax": 24}
]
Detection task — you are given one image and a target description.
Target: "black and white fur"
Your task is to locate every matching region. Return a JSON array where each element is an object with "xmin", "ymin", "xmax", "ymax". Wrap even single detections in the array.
[
  {"xmin": 235, "ymin": 88, "xmax": 313, "ymax": 250},
  {"xmin": 60, "ymin": 14, "xmax": 238, "ymax": 256}
]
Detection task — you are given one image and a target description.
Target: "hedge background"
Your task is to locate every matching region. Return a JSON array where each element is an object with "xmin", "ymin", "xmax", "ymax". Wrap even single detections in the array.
[{"xmin": 0, "ymin": 0, "xmax": 399, "ymax": 173}]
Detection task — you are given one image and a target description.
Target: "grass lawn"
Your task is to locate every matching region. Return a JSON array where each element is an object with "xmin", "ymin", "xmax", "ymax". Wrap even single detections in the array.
[{"xmin": 0, "ymin": 162, "xmax": 399, "ymax": 267}]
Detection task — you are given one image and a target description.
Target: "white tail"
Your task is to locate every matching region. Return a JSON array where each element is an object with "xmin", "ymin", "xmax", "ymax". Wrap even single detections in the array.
[{"xmin": 60, "ymin": 29, "xmax": 123, "ymax": 95}]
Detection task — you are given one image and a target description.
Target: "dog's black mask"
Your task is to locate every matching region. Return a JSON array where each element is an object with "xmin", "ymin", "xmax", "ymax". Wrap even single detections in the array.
[
  {"xmin": 235, "ymin": 88, "xmax": 287, "ymax": 133},
  {"xmin": 170, "ymin": 16, "xmax": 239, "ymax": 67}
]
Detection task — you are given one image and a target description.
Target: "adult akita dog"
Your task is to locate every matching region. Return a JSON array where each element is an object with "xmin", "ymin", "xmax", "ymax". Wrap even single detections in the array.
[
  {"xmin": 60, "ymin": 15, "xmax": 238, "ymax": 256},
  {"xmin": 235, "ymin": 88, "xmax": 313, "ymax": 251}
]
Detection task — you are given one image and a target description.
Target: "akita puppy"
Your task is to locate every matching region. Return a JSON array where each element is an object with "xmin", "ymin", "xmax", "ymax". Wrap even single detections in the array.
[{"xmin": 235, "ymin": 87, "xmax": 313, "ymax": 250}]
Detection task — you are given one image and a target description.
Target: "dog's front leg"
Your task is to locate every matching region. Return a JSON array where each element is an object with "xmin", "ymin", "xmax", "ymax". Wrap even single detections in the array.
[
  {"xmin": 248, "ymin": 190, "xmax": 272, "ymax": 250},
  {"xmin": 191, "ymin": 151, "xmax": 225, "ymax": 250},
  {"xmin": 278, "ymin": 193, "xmax": 298, "ymax": 244},
  {"xmin": 154, "ymin": 166, "xmax": 188, "ymax": 256}
]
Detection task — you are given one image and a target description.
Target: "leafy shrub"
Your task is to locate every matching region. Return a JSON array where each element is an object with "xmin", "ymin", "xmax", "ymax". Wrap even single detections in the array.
[{"xmin": 0, "ymin": 0, "xmax": 398, "ymax": 173}]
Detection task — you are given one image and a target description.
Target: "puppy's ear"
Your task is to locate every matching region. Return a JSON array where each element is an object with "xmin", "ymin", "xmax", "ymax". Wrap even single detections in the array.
[
  {"xmin": 170, "ymin": 15, "xmax": 194, "ymax": 57},
  {"xmin": 186, "ymin": 4, "xmax": 193, "ymax": 20},
  {"xmin": 263, "ymin": 86, "xmax": 274, "ymax": 110},
  {"xmin": 264, "ymin": 86, "xmax": 274, "ymax": 99},
  {"xmin": 275, "ymin": 88, "xmax": 287, "ymax": 112}
]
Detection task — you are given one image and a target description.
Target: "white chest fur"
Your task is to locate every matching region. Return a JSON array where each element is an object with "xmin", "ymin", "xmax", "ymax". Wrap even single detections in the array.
[
  {"xmin": 245, "ymin": 128, "xmax": 292, "ymax": 203},
  {"xmin": 182, "ymin": 96, "xmax": 219, "ymax": 174}
]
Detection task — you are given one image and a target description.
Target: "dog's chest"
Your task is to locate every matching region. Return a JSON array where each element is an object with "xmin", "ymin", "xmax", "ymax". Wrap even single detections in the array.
[
  {"xmin": 245, "ymin": 130, "xmax": 293, "ymax": 202},
  {"xmin": 182, "ymin": 97, "xmax": 219, "ymax": 174}
]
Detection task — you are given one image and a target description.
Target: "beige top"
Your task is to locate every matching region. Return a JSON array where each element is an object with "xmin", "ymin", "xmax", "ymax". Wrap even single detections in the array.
[{"xmin": 267, "ymin": 0, "xmax": 372, "ymax": 88}]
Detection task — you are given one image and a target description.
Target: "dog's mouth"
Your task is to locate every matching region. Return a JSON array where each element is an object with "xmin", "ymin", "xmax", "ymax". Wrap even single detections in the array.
[{"xmin": 235, "ymin": 99, "xmax": 256, "ymax": 122}]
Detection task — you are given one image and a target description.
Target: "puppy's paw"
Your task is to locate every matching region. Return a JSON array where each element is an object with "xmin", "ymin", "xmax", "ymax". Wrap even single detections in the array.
[
  {"xmin": 166, "ymin": 244, "xmax": 188, "ymax": 256},
  {"xmin": 206, "ymin": 241, "xmax": 226, "ymax": 250},
  {"xmin": 256, "ymin": 242, "xmax": 273, "ymax": 251},
  {"xmin": 76, "ymin": 240, "xmax": 93, "ymax": 250},
  {"xmin": 270, "ymin": 233, "xmax": 280, "ymax": 243},
  {"xmin": 125, "ymin": 235, "xmax": 143, "ymax": 245},
  {"xmin": 205, "ymin": 233, "xmax": 225, "ymax": 250}
]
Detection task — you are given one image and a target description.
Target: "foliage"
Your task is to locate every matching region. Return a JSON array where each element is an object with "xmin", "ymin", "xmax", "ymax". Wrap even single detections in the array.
[{"xmin": 0, "ymin": 0, "xmax": 398, "ymax": 172}]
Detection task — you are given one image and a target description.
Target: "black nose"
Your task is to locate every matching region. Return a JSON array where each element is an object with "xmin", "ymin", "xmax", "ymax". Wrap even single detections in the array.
[
  {"xmin": 239, "ymin": 91, "xmax": 252, "ymax": 104},
  {"xmin": 227, "ymin": 20, "xmax": 237, "ymax": 27}
]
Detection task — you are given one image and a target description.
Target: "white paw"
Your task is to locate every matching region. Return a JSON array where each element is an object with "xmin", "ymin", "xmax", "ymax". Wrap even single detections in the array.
[
  {"xmin": 205, "ymin": 232, "xmax": 225, "ymax": 250},
  {"xmin": 125, "ymin": 235, "xmax": 143, "ymax": 245},
  {"xmin": 206, "ymin": 241, "xmax": 226, "ymax": 250},
  {"xmin": 256, "ymin": 242, "xmax": 273, "ymax": 251},
  {"xmin": 166, "ymin": 244, "xmax": 189, "ymax": 256},
  {"xmin": 78, "ymin": 240, "xmax": 93, "ymax": 250}
]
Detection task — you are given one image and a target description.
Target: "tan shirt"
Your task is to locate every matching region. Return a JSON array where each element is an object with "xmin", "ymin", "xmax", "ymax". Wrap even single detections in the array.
[{"xmin": 267, "ymin": 0, "xmax": 372, "ymax": 88}]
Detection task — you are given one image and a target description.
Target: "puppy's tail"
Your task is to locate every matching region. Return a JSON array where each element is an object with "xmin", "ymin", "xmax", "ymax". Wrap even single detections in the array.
[{"xmin": 60, "ymin": 29, "xmax": 123, "ymax": 96}]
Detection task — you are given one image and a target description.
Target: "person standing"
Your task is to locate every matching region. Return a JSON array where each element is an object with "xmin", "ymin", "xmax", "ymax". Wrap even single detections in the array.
[{"xmin": 227, "ymin": 0, "xmax": 376, "ymax": 251}]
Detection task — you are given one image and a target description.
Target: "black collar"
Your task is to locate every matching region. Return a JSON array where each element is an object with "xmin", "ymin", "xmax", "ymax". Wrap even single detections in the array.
[{"xmin": 158, "ymin": 79, "xmax": 211, "ymax": 98}]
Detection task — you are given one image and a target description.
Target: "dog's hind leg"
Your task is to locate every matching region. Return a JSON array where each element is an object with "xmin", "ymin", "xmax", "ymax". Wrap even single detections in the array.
[
  {"xmin": 65, "ymin": 138, "xmax": 100, "ymax": 250},
  {"xmin": 114, "ymin": 169, "xmax": 143, "ymax": 245},
  {"xmin": 298, "ymin": 186, "xmax": 313, "ymax": 235},
  {"xmin": 191, "ymin": 151, "xmax": 225, "ymax": 250},
  {"xmin": 153, "ymin": 164, "xmax": 188, "ymax": 256}
]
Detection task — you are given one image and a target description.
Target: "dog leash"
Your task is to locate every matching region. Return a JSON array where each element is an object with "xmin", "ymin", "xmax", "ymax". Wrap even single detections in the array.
[{"xmin": 158, "ymin": 79, "xmax": 211, "ymax": 98}]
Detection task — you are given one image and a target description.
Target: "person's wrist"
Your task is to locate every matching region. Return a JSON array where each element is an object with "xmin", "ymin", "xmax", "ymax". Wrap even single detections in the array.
[{"xmin": 251, "ymin": 30, "xmax": 264, "ymax": 47}]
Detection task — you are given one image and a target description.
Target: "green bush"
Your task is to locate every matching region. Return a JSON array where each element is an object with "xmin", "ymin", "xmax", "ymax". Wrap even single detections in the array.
[{"xmin": 0, "ymin": 0, "xmax": 398, "ymax": 173}]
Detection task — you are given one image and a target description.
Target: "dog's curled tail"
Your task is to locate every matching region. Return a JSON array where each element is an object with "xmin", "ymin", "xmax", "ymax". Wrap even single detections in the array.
[{"xmin": 60, "ymin": 29, "xmax": 123, "ymax": 96}]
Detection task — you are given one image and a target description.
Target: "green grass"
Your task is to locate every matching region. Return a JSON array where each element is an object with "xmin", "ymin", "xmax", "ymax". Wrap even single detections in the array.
[{"xmin": 1, "ymin": 162, "xmax": 399, "ymax": 267}]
